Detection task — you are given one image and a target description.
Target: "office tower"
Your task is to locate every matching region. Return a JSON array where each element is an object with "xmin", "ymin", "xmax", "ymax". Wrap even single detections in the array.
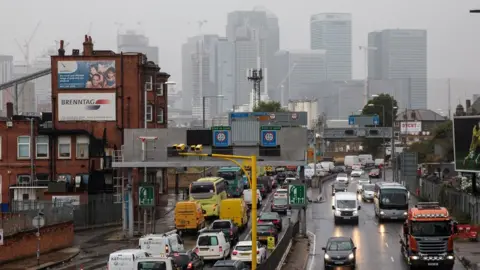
[
  {"xmin": 117, "ymin": 30, "xmax": 159, "ymax": 64},
  {"xmin": 368, "ymin": 29, "xmax": 427, "ymax": 109},
  {"xmin": 32, "ymin": 47, "xmax": 56, "ymax": 112},
  {"xmin": 0, "ymin": 55, "xmax": 13, "ymax": 115},
  {"xmin": 273, "ymin": 50, "xmax": 327, "ymax": 105},
  {"xmin": 310, "ymin": 13, "xmax": 352, "ymax": 80},
  {"xmin": 227, "ymin": 9, "xmax": 280, "ymax": 106},
  {"xmin": 216, "ymin": 38, "xmax": 235, "ymax": 113},
  {"xmin": 182, "ymin": 35, "xmax": 220, "ymax": 121}
]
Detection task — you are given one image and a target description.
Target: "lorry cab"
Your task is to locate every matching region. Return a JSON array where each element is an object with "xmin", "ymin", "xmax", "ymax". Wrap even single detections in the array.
[
  {"xmin": 134, "ymin": 255, "xmax": 177, "ymax": 270},
  {"xmin": 174, "ymin": 201, "xmax": 206, "ymax": 233},
  {"xmin": 139, "ymin": 231, "xmax": 185, "ymax": 256},
  {"xmin": 220, "ymin": 198, "xmax": 248, "ymax": 230},
  {"xmin": 108, "ymin": 249, "xmax": 151, "ymax": 270}
]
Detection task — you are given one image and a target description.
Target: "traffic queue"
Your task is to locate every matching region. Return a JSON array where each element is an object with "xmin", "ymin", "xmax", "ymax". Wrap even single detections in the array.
[{"xmin": 106, "ymin": 166, "xmax": 296, "ymax": 270}]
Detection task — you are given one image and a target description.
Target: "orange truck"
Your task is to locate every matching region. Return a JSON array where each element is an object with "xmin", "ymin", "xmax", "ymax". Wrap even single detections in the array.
[{"xmin": 399, "ymin": 202, "xmax": 458, "ymax": 270}]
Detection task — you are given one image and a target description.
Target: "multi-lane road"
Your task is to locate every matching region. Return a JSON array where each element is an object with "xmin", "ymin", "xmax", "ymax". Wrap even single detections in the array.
[{"xmin": 307, "ymin": 170, "xmax": 467, "ymax": 270}]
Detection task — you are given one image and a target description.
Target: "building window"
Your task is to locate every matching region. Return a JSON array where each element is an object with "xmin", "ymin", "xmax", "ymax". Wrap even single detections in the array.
[
  {"xmin": 156, "ymin": 83, "xmax": 164, "ymax": 96},
  {"xmin": 157, "ymin": 106, "xmax": 164, "ymax": 124},
  {"xmin": 58, "ymin": 136, "xmax": 71, "ymax": 159},
  {"xmin": 36, "ymin": 136, "xmax": 49, "ymax": 158},
  {"xmin": 36, "ymin": 173, "xmax": 50, "ymax": 186},
  {"xmin": 76, "ymin": 136, "xmax": 89, "ymax": 159},
  {"xmin": 0, "ymin": 136, "xmax": 2, "ymax": 160},
  {"xmin": 17, "ymin": 136, "xmax": 30, "ymax": 159},
  {"xmin": 57, "ymin": 174, "xmax": 72, "ymax": 183},
  {"xmin": 145, "ymin": 76, "xmax": 153, "ymax": 91},
  {"xmin": 146, "ymin": 104, "xmax": 153, "ymax": 122},
  {"xmin": 17, "ymin": 174, "xmax": 31, "ymax": 185}
]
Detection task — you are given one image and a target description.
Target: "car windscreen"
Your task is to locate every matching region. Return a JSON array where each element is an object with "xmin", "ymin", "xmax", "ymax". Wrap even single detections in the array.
[
  {"xmin": 212, "ymin": 221, "xmax": 231, "ymax": 229},
  {"xmin": 336, "ymin": 200, "xmax": 356, "ymax": 208},
  {"xmin": 190, "ymin": 183, "xmax": 214, "ymax": 194},
  {"xmin": 137, "ymin": 261, "xmax": 167, "ymax": 270},
  {"xmin": 235, "ymin": 245, "xmax": 252, "ymax": 251},
  {"xmin": 260, "ymin": 213, "xmax": 279, "ymax": 220},
  {"xmin": 411, "ymin": 221, "xmax": 451, "ymax": 237},
  {"xmin": 273, "ymin": 198, "xmax": 288, "ymax": 205},
  {"xmin": 171, "ymin": 254, "xmax": 190, "ymax": 266},
  {"xmin": 198, "ymin": 235, "xmax": 218, "ymax": 246},
  {"xmin": 380, "ymin": 189, "xmax": 408, "ymax": 205},
  {"xmin": 212, "ymin": 266, "xmax": 235, "ymax": 270},
  {"xmin": 217, "ymin": 172, "xmax": 237, "ymax": 181},
  {"xmin": 327, "ymin": 241, "xmax": 353, "ymax": 251},
  {"xmin": 363, "ymin": 185, "xmax": 375, "ymax": 191}
]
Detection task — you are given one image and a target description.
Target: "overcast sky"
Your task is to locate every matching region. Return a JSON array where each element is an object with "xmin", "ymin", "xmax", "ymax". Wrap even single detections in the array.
[{"xmin": 1, "ymin": 0, "xmax": 480, "ymax": 109}]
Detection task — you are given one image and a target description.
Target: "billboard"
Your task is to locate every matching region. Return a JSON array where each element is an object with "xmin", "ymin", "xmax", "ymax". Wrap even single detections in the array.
[
  {"xmin": 453, "ymin": 116, "xmax": 480, "ymax": 172},
  {"xmin": 58, "ymin": 93, "xmax": 116, "ymax": 121},
  {"xmin": 400, "ymin": 121, "xmax": 422, "ymax": 134},
  {"xmin": 57, "ymin": 60, "xmax": 116, "ymax": 89}
]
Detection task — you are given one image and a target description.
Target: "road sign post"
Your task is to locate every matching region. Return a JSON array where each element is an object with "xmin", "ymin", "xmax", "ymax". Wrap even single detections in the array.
[
  {"xmin": 32, "ymin": 212, "xmax": 45, "ymax": 265},
  {"xmin": 288, "ymin": 184, "xmax": 307, "ymax": 208},
  {"xmin": 139, "ymin": 184, "xmax": 155, "ymax": 207}
]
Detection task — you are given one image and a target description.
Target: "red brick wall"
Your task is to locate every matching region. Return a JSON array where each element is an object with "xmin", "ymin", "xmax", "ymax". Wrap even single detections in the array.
[{"xmin": 0, "ymin": 222, "xmax": 74, "ymax": 264}]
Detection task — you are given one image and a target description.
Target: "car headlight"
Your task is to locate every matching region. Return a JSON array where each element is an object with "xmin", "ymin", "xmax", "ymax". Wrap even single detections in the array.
[
  {"xmin": 380, "ymin": 211, "xmax": 385, "ymax": 215},
  {"xmin": 353, "ymin": 210, "xmax": 358, "ymax": 215},
  {"xmin": 335, "ymin": 210, "xmax": 341, "ymax": 216},
  {"xmin": 447, "ymin": 255, "xmax": 454, "ymax": 260},
  {"xmin": 411, "ymin": 255, "xmax": 419, "ymax": 260},
  {"xmin": 348, "ymin": 253, "xmax": 355, "ymax": 260},
  {"xmin": 324, "ymin": 254, "xmax": 330, "ymax": 260},
  {"xmin": 403, "ymin": 212, "xmax": 408, "ymax": 216}
]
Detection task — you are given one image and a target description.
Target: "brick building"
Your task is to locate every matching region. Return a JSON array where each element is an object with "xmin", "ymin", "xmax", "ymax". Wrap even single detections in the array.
[{"xmin": 0, "ymin": 36, "xmax": 170, "ymax": 211}]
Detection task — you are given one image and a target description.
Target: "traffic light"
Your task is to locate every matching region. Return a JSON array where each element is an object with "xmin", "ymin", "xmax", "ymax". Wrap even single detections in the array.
[
  {"xmin": 174, "ymin": 144, "xmax": 186, "ymax": 151},
  {"xmin": 190, "ymin": 144, "xmax": 203, "ymax": 152}
]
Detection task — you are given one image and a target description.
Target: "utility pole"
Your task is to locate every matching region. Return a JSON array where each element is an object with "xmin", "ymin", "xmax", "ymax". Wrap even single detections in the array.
[{"xmin": 247, "ymin": 69, "xmax": 263, "ymax": 109}]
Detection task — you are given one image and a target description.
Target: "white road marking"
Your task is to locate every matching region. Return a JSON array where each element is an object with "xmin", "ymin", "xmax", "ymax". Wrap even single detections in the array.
[
  {"xmin": 306, "ymin": 231, "xmax": 316, "ymax": 270},
  {"xmin": 391, "ymin": 256, "xmax": 394, "ymax": 262},
  {"xmin": 385, "ymin": 242, "xmax": 389, "ymax": 248}
]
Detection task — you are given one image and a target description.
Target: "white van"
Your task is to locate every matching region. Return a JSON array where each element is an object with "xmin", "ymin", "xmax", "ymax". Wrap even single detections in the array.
[
  {"xmin": 195, "ymin": 230, "xmax": 231, "ymax": 260},
  {"xmin": 320, "ymin": 161, "xmax": 335, "ymax": 172},
  {"xmin": 358, "ymin": 154, "xmax": 373, "ymax": 166},
  {"xmin": 344, "ymin": 156, "xmax": 360, "ymax": 169},
  {"xmin": 332, "ymin": 192, "xmax": 361, "ymax": 225},
  {"xmin": 134, "ymin": 256, "xmax": 176, "ymax": 270},
  {"xmin": 243, "ymin": 189, "xmax": 262, "ymax": 208},
  {"xmin": 139, "ymin": 231, "xmax": 185, "ymax": 255},
  {"xmin": 108, "ymin": 249, "xmax": 151, "ymax": 270}
]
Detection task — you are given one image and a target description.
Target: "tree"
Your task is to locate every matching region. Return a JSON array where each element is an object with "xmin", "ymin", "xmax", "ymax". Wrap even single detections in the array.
[
  {"xmin": 360, "ymin": 94, "xmax": 398, "ymax": 154},
  {"xmin": 405, "ymin": 120, "xmax": 454, "ymax": 162},
  {"xmin": 253, "ymin": 101, "xmax": 287, "ymax": 112}
]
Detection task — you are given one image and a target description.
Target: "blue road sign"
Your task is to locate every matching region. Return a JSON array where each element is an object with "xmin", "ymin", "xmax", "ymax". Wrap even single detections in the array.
[
  {"xmin": 213, "ymin": 130, "xmax": 229, "ymax": 147},
  {"xmin": 261, "ymin": 130, "xmax": 277, "ymax": 147},
  {"xmin": 373, "ymin": 115, "xmax": 380, "ymax": 125},
  {"xmin": 348, "ymin": 115, "xmax": 356, "ymax": 125}
]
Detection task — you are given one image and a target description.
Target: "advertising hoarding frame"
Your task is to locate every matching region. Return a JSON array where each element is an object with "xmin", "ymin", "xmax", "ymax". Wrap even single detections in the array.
[
  {"xmin": 57, "ymin": 60, "xmax": 116, "ymax": 89},
  {"xmin": 58, "ymin": 92, "xmax": 116, "ymax": 122},
  {"xmin": 400, "ymin": 121, "xmax": 422, "ymax": 134},
  {"xmin": 453, "ymin": 115, "xmax": 480, "ymax": 173}
]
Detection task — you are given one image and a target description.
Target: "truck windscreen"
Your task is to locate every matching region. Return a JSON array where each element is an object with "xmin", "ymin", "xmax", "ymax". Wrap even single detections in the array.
[
  {"xmin": 411, "ymin": 221, "xmax": 451, "ymax": 237},
  {"xmin": 380, "ymin": 189, "xmax": 408, "ymax": 207},
  {"xmin": 217, "ymin": 172, "xmax": 236, "ymax": 180}
]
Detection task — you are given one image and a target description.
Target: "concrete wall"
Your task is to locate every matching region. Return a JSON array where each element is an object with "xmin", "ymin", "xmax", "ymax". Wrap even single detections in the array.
[
  {"xmin": 122, "ymin": 127, "xmax": 308, "ymax": 164},
  {"xmin": 0, "ymin": 222, "xmax": 74, "ymax": 264}
]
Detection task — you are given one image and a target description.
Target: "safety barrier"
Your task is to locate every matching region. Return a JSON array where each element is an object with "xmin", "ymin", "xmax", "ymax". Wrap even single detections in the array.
[{"xmin": 419, "ymin": 177, "xmax": 480, "ymax": 224}]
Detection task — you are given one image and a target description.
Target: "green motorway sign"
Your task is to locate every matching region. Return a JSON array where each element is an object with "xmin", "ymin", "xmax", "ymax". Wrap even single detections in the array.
[
  {"xmin": 139, "ymin": 185, "xmax": 155, "ymax": 207},
  {"xmin": 288, "ymin": 184, "xmax": 306, "ymax": 206}
]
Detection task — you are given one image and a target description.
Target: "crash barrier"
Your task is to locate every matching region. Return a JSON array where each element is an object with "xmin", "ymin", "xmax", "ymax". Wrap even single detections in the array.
[
  {"xmin": 257, "ymin": 210, "xmax": 300, "ymax": 270},
  {"xmin": 419, "ymin": 177, "xmax": 480, "ymax": 224}
]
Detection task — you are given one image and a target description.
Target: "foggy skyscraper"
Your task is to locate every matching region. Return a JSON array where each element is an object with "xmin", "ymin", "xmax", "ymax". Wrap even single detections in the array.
[
  {"xmin": 117, "ymin": 30, "xmax": 159, "ymax": 64},
  {"xmin": 310, "ymin": 13, "xmax": 352, "ymax": 80}
]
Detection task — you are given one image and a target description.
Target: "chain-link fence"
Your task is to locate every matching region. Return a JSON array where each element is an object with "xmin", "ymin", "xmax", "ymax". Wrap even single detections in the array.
[
  {"xmin": 419, "ymin": 177, "xmax": 480, "ymax": 224},
  {"xmin": 0, "ymin": 203, "xmax": 73, "ymax": 236}
]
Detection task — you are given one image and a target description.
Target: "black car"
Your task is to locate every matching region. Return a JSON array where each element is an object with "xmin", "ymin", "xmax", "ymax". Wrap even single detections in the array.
[
  {"xmin": 333, "ymin": 166, "xmax": 346, "ymax": 173},
  {"xmin": 332, "ymin": 182, "xmax": 348, "ymax": 195},
  {"xmin": 257, "ymin": 184, "xmax": 267, "ymax": 197},
  {"xmin": 256, "ymin": 222, "xmax": 279, "ymax": 244},
  {"xmin": 210, "ymin": 220, "xmax": 239, "ymax": 244},
  {"xmin": 322, "ymin": 237, "xmax": 357, "ymax": 269},
  {"xmin": 212, "ymin": 260, "xmax": 249, "ymax": 270},
  {"xmin": 258, "ymin": 212, "xmax": 282, "ymax": 231},
  {"xmin": 275, "ymin": 172, "xmax": 286, "ymax": 185},
  {"xmin": 170, "ymin": 250, "xmax": 204, "ymax": 270}
]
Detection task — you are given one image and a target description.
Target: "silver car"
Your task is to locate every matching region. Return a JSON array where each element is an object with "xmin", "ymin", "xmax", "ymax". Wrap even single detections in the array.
[
  {"xmin": 356, "ymin": 178, "xmax": 371, "ymax": 193},
  {"xmin": 361, "ymin": 184, "xmax": 375, "ymax": 202}
]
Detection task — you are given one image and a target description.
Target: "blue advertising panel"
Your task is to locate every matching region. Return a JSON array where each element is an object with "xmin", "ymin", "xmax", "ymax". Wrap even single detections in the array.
[
  {"xmin": 213, "ymin": 130, "xmax": 230, "ymax": 147},
  {"xmin": 348, "ymin": 115, "xmax": 355, "ymax": 125},
  {"xmin": 57, "ymin": 60, "xmax": 116, "ymax": 89},
  {"xmin": 373, "ymin": 115, "xmax": 380, "ymax": 125},
  {"xmin": 261, "ymin": 130, "xmax": 277, "ymax": 147}
]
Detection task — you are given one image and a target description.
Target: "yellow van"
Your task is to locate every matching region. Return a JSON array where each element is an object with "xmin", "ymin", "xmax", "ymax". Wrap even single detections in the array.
[
  {"xmin": 219, "ymin": 199, "xmax": 248, "ymax": 230},
  {"xmin": 174, "ymin": 201, "xmax": 205, "ymax": 233}
]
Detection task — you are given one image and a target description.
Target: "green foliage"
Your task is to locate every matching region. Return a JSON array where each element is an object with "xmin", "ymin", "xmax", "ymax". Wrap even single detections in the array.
[
  {"xmin": 360, "ymin": 94, "xmax": 398, "ymax": 154},
  {"xmin": 406, "ymin": 141, "xmax": 433, "ymax": 163},
  {"xmin": 253, "ymin": 101, "xmax": 287, "ymax": 112},
  {"xmin": 405, "ymin": 119, "xmax": 454, "ymax": 162}
]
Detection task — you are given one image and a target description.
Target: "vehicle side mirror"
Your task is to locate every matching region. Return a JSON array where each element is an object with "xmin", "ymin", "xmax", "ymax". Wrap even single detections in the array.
[
  {"xmin": 357, "ymin": 205, "xmax": 361, "ymax": 210},
  {"xmin": 332, "ymin": 205, "xmax": 335, "ymax": 210},
  {"xmin": 322, "ymin": 247, "xmax": 326, "ymax": 251}
]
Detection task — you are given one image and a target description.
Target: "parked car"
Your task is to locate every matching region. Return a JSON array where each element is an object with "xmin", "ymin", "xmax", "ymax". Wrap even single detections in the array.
[
  {"xmin": 169, "ymin": 250, "xmax": 204, "ymax": 270},
  {"xmin": 258, "ymin": 212, "xmax": 282, "ymax": 231},
  {"xmin": 322, "ymin": 237, "xmax": 357, "ymax": 269}
]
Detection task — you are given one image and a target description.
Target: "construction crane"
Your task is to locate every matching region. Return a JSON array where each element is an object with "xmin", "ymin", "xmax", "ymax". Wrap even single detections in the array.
[
  {"xmin": 276, "ymin": 63, "xmax": 298, "ymax": 105},
  {"xmin": 15, "ymin": 21, "xmax": 41, "ymax": 68}
]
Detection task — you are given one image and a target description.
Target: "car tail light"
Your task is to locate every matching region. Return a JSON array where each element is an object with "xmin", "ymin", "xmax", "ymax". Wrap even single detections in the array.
[
  {"xmin": 194, "ymin": 247, "xmax": 199, "ymax": 253},
  {"xmin": 187, "ymin": 262, "xmax": 193, "ymax": 269},
  {"xmin": 219, "ymin": 246, "xmax": 223, "ymax": 252},
  {"xmin": 273, "ymin": 220, "xmax": 279, "ymax": 224},
  {"xmin": 257, "ymin": 251, "xmax": 259, "ymax": 254},
  {"xmin": 232, "ymin": 250, "xmax": 238, "ymax": 255}
]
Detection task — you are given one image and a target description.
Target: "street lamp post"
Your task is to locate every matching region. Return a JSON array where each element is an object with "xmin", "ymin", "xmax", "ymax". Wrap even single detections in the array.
[
  {"xmin": 368, "ymin": 103, "xmax": 386, "ymax": 181},
  {"xmin": 202, "ymin": 95, "xmax": 224, "ymax": 128}
]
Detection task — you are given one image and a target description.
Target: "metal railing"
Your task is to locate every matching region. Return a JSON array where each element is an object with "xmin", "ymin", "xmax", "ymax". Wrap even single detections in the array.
[
  {"xmin": 419, "ymin": 177, "xmax": 480, "ymax": 224},
  {"xmin": 0, "ymin": 203, "xmax": 73, "ymax": 236}
]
